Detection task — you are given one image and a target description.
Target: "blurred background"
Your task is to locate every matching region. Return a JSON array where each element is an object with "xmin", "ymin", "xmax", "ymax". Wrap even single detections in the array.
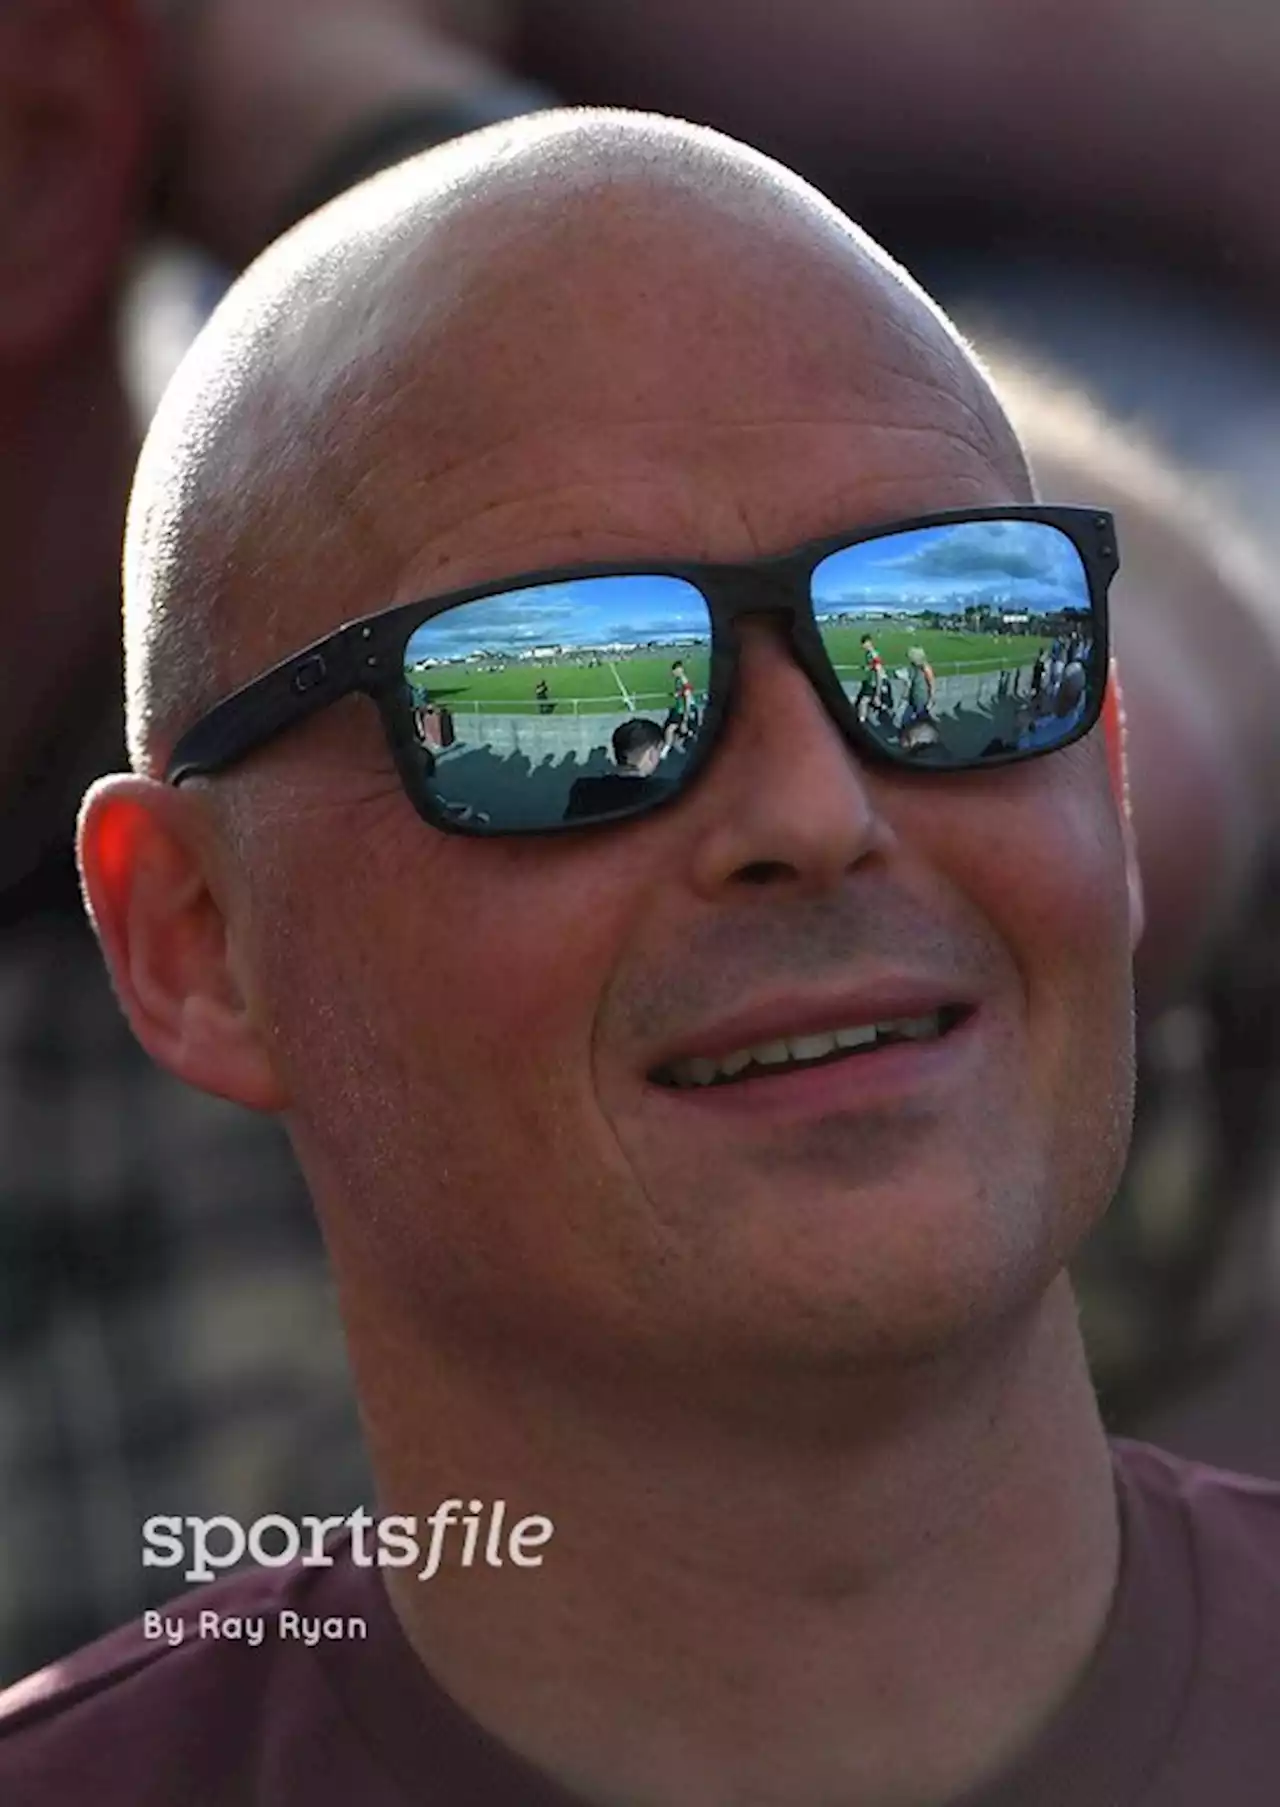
[{"xmin": 3, "ymin": 0, "xmax": 1279, "ymax": 1686}]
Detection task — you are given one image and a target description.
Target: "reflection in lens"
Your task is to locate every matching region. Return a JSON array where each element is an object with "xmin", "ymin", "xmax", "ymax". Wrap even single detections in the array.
[
  {"xmin": 811, "ymin": 520, "xmax": 1098, "ymax": 764},
  {"xmin": 401, "ymin": 574, "xmax": 714, "ymax": 827}
]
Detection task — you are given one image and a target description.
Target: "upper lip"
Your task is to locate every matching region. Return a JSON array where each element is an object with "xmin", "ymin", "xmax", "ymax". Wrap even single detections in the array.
[{"xmin": 645, "ymin": 982, "xmax": 977, "ymax": 1078}]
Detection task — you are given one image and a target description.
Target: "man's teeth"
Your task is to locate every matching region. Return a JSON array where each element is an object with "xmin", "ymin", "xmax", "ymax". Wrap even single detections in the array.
[{"xmin": 664, "ymin": 1014, "xmax": 947, "ymax": 1088}]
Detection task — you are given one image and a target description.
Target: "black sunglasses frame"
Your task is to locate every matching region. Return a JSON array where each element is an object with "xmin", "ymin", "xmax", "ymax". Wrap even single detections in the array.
[{"xmin": 165, "ymin": 504, "xmax": 1117, "ymax": 836}]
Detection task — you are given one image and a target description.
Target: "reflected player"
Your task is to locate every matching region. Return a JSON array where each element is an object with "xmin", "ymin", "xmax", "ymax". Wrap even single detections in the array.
[
  {"xmin": 665, "ymin": 660, "xmax": 699, "ymax": 745},
  {"xmin": 855, "ymin": 634, "xmax": 891, "ymax": 723}
]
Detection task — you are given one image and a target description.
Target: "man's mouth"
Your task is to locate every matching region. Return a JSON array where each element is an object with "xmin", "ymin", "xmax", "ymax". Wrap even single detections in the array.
[{"xmin": 650, "ymin": 1006, "xmax": 968, "ymax": 1091}]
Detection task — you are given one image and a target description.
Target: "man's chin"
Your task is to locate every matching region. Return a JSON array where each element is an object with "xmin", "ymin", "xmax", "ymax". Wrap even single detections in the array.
[
  {"xmin": 645, "ymin": 1166, "xmax": 1063, "ymax": 1362},
  {"xmin": 634, "ymin": 1270, "xmax": 1065, "ymax": 1428}
]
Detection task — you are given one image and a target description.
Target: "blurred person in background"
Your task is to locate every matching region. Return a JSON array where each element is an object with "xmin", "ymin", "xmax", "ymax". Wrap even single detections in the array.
[
  {"xmin": 996, "ymin": 359, "xmax": 1280, "ymax": 1469},
  {"xmin": 142, "ymin": 0, "xmax": 1280, "ymax": 541},
  {"xmin": 512, "ymin": 0, "xmax": 1280, "ymax": 549},
  {"xmin": 0, "ymin": 0, "xmax": 376, "ymax": 1687},
  {"xmin": 2, "ymin": 0, "xmax": 562, "ymax": 1685}
]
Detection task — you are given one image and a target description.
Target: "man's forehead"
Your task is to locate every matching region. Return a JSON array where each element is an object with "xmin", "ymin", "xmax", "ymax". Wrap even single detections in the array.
[
  {"xmin": 300, "ymin": 195, "xmax": 1018, "ymax": 603},
  {"xmin": 361, "ymin": 417, "xmax": 1015, "ymax": 624},
  {"xmin": 356, "ymin": 177, "xmax": 1003, "ymax": 470},
  {"xmin": 135, "ymin": 112, "xmax": 1024, "ymax": 696}
]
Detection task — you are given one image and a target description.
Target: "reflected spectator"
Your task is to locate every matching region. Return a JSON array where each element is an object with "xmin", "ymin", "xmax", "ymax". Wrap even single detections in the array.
[
  {"xmin": 1016, "ymin": 661, "xmax": 1088, "ymax": 750},
  {"xmin": 902, "ymin": 647, "xmax": 937, "ymax": 728},
  {"xmin": 899, "ymin": 718, "xmax": 942, "ymax": 757},
  {"xmin": 564, "ymin": 716, "xmax": 671, "ymax": 821},
  {"xmin": 1030, "ymin": 646, "xmax": 1049, "ymax": 703},
  {"xmin": 1055, "ymin": 662, "xmax": 1088, "ymax": 729},
  {"xmin": 611, "ymin": 717, "xmax": 669, "ymax": 777}
]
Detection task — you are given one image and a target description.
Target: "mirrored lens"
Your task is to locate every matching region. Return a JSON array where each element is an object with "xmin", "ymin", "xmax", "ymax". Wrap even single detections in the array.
[
  {"xmin": 811, "ymin": 521, "xmax": 1099, "ymax": 766},
  {"xmin": 401, "ymin": 575, "xmax": 713, "ymax": 828}
]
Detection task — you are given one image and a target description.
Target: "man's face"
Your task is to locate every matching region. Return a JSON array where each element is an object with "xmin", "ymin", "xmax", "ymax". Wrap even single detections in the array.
[{"xmin": 226, "ymin": 236, "xmax": 1136, "ymax": 1383}]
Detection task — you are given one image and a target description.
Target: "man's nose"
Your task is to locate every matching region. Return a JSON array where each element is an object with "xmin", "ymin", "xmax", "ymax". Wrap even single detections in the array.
[{"xmin": 684, "ymin": 617, "xmax": 894, "ymax": 898}]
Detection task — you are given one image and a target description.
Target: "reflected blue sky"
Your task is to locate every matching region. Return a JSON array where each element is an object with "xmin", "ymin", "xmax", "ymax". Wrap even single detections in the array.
[
  {"xmin": 406, "ymin": 575, "xmax": 710, "ymax": 665},
  {"xmin": 812, "ymin": 522, "xmax": 1088, "ymax": 617}
]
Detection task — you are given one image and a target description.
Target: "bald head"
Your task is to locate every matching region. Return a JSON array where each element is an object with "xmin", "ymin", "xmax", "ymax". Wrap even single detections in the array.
[{"xmin": 125, "ymin": 107, "xmax": 1027, "ymax": 773}]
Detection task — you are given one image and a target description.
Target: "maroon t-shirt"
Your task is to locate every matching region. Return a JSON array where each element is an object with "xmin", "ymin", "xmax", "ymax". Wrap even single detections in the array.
[{"xmin": 2, "ymin": 1440, "xmax": 1278, "ymax": 1805}]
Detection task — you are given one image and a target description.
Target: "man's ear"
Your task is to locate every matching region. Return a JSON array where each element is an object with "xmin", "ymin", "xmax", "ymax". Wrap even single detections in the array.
[
  {"xmin": 78, "ymin": 775, "xmax": 289, "ymax": 1113},
  {"xmin": 0, "ymin": 0, "xmax": 149, "ymax": 359}
]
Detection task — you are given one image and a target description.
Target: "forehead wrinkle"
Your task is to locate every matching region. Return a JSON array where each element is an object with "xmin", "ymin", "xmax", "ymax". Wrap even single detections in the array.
[
  {"xmin": 376, "ymin": 471, "xmax": 1022, "ymax": 622},
  {"xmin": 335, "ymin": 367, "xmax": 1017, "ymax": 570},
  {"xmin": 847, "ymin": 340, "xmax": 1025, "ymax": 483},
  {"xmin": 373, "ymin": 412, "xmax": 1009, "ymax": 547},
  {"xmin": 312, "ymin": 393, "xmax": 1025, "ymax": 621},
  {"xmin": 368, "ymin": 320, "xmax": 1012, "ymax": 530},
  {"xmin": 318, "ymin": 188, "xmax": 975, "ymax": 451},
  {"xmin": 274, "ymin": 209, "xmax": 1009, "ymax": 574}
]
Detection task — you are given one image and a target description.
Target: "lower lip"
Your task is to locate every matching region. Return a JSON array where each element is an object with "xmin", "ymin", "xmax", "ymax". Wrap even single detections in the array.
[{"xmin": 650, "ymin": 1013, "xmax": 979, "ymax": 1123}]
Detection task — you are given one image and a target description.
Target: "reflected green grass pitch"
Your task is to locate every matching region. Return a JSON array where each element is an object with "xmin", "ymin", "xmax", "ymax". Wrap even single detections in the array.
[{"xmin": 413, "ymin": 628, "xmax": 1046, "ymax": 715}]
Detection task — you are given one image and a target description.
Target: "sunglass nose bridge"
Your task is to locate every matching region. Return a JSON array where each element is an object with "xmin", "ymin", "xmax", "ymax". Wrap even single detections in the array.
[
  {"xmin": 716, "ymin": 563, "xmax": 807, "ymax": 625},
  {"xmin": 719, "ymin": 607, "xmax": 841, "ymax": 715}
]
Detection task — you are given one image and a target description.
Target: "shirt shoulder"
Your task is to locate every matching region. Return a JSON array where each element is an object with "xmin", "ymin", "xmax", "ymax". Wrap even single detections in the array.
[
  {"xmin": 0, "ymin": 1557, "xmax": 389, "ymax": 1806},
  {"xmin": 0, "ymin": 1544, "xmax": 576, "ymax": 1807},
  {"xmin": 1117, "ymin": 1436, "xmax": 1280, "ymax": 1585},
  {"xmin": 1113, "ymin": 1439, "xmax": 1280, "ymax": 1799}
]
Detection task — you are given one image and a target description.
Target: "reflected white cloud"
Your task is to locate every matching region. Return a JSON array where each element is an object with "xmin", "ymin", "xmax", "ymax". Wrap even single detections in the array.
[
  {"xmin": 812, "ymin": 522, "xmax": 1088, "ymax": 618},
  {"xmin": 405, "ymin": 575, "xmax": 710, "ymax": 665}
]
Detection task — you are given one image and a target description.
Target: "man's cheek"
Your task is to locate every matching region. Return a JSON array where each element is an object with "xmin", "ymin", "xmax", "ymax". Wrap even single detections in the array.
[
  {"xmin": 1020, "ymin": 782, "xmax": 1136, "ymax": 1096},
  {"xmin": 401, "ymin": 835, "xmax": 622, "ymax": 999},
  {"xmin": 1009, "ymin": 756, "xmax": 1133, "ymax": 949}
]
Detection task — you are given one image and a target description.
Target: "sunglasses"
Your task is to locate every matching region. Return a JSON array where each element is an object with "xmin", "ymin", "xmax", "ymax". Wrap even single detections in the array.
[{"xmin": 166, "ymin": 505, "xmax": 1117, "ymax": 835}]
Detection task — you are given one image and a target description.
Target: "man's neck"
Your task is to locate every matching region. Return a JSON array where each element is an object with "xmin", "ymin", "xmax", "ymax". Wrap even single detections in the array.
[
  {"xmin": 0, "ymin": 317, "xmax": 134, "ymax": 878},
  {"xmin": 358, "ymin": 1276, "xmax": 1119, "ymax": 1807}
]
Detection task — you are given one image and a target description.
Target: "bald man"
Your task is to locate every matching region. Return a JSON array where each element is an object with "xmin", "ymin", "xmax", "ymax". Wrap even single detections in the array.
[{"xmin": 4, "ymin": 110, "xmax": 1279, "ymax": 1805}]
